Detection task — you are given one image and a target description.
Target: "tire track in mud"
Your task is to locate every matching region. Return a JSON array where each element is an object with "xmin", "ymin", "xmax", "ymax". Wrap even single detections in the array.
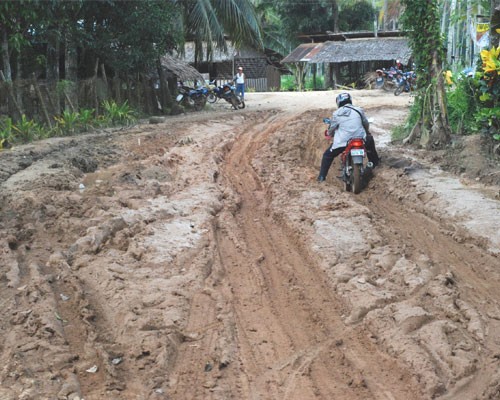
[
  {"xmin": 354, "ymin": 167, "xmax": 500, "ymax": 399},
  {"xmin": 255, "ymin": 105, "xmax": 500, "ymax": 399},
  {"xmin": 168, "ymin": 111, "xmax": 422, "ymax": 400}
]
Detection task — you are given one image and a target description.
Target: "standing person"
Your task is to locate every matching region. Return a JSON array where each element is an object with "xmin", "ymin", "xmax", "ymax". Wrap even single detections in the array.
[
  {"xmin": 234, "ymin": 66, "xmax": 245, "ymax": 101},
  {"xmin": 317, "ymin": 93, "xmax": 379, "ymax": 182}
]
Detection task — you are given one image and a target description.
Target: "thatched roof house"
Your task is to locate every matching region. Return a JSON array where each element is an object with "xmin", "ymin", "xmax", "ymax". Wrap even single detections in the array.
[
  {"xmin": 313, "ymin": 38, "xmax": 411, "ymax": 64},
  {"xmin": 283, "ymin": 38, "xmax": 411, "ymax": 64},
  {"xmin": 160, "ymin": 54, "xmax": 205, "ymax": 83},
  {"xmin": 282, "ymin": 37, "xmax": 412, "ymax": 88}
]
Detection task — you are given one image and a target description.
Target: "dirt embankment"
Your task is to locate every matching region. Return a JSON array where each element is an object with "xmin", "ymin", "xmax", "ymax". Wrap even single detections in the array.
[{"xmin": 0, "ymin": 91, "xmax": 499, "ymax": 400}]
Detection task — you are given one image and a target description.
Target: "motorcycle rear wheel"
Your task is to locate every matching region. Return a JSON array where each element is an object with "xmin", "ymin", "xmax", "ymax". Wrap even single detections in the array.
[
  {"xmin": 352, "ymin": 164, "xmax": 362, "ymax": 194},
  {"xmin": 230, "ymin": 95, "xmax": 239, "ymax": 110},
  {"xmin": 237, "ymin": 97, "xmax": 245, "ymax": 109}
]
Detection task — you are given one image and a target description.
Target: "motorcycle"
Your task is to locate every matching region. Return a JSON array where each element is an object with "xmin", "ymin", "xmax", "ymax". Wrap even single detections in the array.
[
  {"xmin": 394, "ymin": 71, "xmax": 417, "ymax": 96},
  {"xmin": 375, "ymin": 68, "xmax": 400, "ymax": 91},
  {"xmin": 207, "ymin": 82, "xmax": 245, "ymax": 110},
  {"xmin": 176, "ymin": 85, "xmax": 208, "ymax": 111},
  {"xmin": 323, "ymin": 118, "xmax": 373, "ymax": 194}
]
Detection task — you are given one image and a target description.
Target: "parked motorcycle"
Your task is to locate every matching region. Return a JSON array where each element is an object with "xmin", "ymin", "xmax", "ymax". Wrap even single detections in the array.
[
  {"xmin": 176, "ymin": 85, "xmax": 208, "ymax": 111},
  {"xmin": 323, "ymin": 118, "xmax": 373, "ymax": 194},
  {"xmin": 394, "ymin": 71, "xmax": 417, "ymax": 96},
  {"xmin": 207, "ymin": 82, "xmax": 245, "ymax": 110},
  {"xmin": 375, "ymin": 68, "xmax": 400, "ymax": 91}
]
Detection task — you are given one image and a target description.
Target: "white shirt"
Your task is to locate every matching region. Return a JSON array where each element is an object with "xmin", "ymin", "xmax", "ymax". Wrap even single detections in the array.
[{"xmin": 235, "ymin": 72, "xmax": 244, "ymax": 84}]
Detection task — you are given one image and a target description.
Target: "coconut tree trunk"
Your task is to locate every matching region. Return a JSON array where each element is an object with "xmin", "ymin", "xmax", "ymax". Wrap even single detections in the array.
[
  {"xmin": 428, "ymin": 50, "xmax": 451, "ymax": 146},
  {"xmin": 405, "ymin": 50, "xmax": 451, "ymax": 148}
]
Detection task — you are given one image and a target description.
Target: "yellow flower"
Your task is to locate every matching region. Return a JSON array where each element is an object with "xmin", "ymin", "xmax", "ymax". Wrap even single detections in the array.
[{"xmin": 480, "ymin": 47, "xmax": 500, "ymax": 75}]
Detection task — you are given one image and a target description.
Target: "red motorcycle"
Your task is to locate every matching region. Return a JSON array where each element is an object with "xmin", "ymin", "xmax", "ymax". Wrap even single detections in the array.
[
  {"xmin": 340, "ymin": 137, "xmax": 373, "ymax": 193},
  {"xmin": 323, "ymin": 118, "xmax": 373, "ymax": 194}
]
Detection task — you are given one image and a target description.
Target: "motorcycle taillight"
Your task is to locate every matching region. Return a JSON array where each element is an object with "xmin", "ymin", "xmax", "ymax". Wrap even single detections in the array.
[{"xmin": 351, "ymin": 139, "xmax": 364, "ymax": 147}]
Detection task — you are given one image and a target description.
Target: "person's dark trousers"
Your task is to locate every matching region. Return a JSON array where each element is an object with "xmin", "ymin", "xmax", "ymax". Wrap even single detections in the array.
[
  {"xmin": 318, "ymin": 146, "xmax": 345, "ymax": 179},
  {"xmin": 365, "ymin": 135, "xmax": 380, "ymax": 166}
]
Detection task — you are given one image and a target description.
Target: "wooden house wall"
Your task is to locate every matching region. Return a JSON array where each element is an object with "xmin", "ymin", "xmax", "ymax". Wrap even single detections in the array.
[{"xmin": 201, "ymin": 58, "xmax": 281, "ymax": 92}]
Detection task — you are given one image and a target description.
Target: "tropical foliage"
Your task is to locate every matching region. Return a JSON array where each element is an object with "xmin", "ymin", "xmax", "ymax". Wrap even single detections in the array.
[
  {"xmin": 475, "ymin": 46, "xmax": 500, "ymax": 138},
  {"xmin": 0, "ymin": 0, "xmax": 499, "ymax": 147}
]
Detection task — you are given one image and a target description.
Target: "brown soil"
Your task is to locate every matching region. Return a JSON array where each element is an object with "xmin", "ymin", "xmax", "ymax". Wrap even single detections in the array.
[{"xmin": 1, "ymin": 90, "xmax": 499, "ymax": 400}]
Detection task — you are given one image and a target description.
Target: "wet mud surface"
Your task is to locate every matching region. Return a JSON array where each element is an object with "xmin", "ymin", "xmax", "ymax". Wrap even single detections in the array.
[{"xmin": 0, "ymin": 91, "xmax": 499, "ymax": 399}]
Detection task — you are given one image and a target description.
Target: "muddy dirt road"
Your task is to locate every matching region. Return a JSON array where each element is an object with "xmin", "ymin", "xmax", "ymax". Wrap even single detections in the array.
[{"xmin": 1, "ymin": 91, "xmax": 499, "ymax": 400}]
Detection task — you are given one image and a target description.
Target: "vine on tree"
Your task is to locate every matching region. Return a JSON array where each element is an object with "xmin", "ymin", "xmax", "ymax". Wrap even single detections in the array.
[{"xmin": 400, "ymin": 0, "xmax": 451, "ymax": 148}]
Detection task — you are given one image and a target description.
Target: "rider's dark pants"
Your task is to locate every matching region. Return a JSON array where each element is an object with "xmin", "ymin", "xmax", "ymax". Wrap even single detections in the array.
[
  {"xmin": 319, "ymin": 146, "xmax": 345, "ymax": 179},
  {"xmin": 365, "ymin": 135, "xmax": 379, "ymax": 166},
  {"xmin": 318, "ymin": 135, "xmax": 379, "ymax": 179}
]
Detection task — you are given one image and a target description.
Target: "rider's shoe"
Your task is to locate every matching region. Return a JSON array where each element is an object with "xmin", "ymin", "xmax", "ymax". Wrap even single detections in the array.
[{"xmin": 317, "ymin": 175, "xmax": 326, "ymax": 182}]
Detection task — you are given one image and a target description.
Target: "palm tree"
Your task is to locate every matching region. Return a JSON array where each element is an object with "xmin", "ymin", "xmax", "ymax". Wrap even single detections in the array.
[{"xmin": 177, "ymin": 0, "xmax": 263, "ymax": 63}]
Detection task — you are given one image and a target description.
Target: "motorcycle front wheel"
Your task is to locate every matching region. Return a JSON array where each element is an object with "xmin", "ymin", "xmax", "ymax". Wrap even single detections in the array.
[
  {"xmin": 194, "ymin": 96, "xmax": 207, "ymax": 111},
  {"xmin": 207, "ymin": 93, "xmax": 217, "ymax": 103},
  {"xmin": 394, "ymin": 85, "xmax": 403, "ymax": 96}
]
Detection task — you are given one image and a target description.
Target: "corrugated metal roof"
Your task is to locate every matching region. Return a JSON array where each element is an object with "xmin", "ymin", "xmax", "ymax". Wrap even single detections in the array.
[
  {"xmin": 283, "ymin": 38, "xmax": 411, "ymax": 64},
  {"xmin": 281, "ymin": 43, "xmax": 324, "ymax": 63}
]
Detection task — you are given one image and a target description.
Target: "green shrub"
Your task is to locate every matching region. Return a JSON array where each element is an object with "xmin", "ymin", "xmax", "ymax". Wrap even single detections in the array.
[
  {"xmin": 0, "ymin": 116, "xmax": 14, "ymax": 148},
  {"xmin": 54, "ymin": 110, "xmax": 80, "ymax": 135},
  {"xmin": 280, "ymin": 75, "xmax": 296, "ymax": 91},
  {"xmin": 305, "ymin": 76, "xmax": 324, "ymax": 90},
  {"xmin": 13, "ymin": 115, "xmax": 41, "ymax": 143},
  {"xmin": 446, "ymin": 75, "xmax": 478, "ymax": 134},
  {"xmin": 78, "ymin": 108, "xmax": 96, "ymax": 131},
  {"xmin": 473, "ymin": 107, "xmax": 500, "ymax": 139},
  {"xmin": 102, "ymin": 100, "xmax": 136, "ymax": 125}
]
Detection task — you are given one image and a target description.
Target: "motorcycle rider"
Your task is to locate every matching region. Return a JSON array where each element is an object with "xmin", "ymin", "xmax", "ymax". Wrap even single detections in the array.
[{"xmin": 317, "ymin": 92, "xmax": 379, "ymax": 182}]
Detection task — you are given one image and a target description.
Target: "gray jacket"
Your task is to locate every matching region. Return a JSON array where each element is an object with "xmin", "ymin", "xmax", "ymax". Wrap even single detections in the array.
[{"xmin": 327, "ymin": 105, "xmax": 369, "ymax": 149}]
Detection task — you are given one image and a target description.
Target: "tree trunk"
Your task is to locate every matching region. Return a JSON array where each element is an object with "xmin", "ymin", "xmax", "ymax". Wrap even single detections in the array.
[
  {"xmin": 312, "ymin": 63, "xmax": 317, "ymax": 90},
  {"xmin": 0, "ymin": 70, "xmax": 22, "ymax": 120},
  {"xmin": 491, "ymin": 2, "xmax": 500, "ymax": 48},
  {"xmin": 46, "ymin": 32, "xmax": 60, "ymax": 114},
  {"xmin": 332, "ymin": 1, "xmax": 339, "ymax": 33},
  {"xmin": 1, "ymin": 26, "xmax": 12, "ymax": 81},
  {"xmin": 64, "ymin": 35, "xmax": 79, "ymax": 110},
  {"xmin": 382, "ymin": 0, "xmax": 388, "ymax": 30},
  {"xmin": 414, "ymin": 50, "xmax": 451, "ymax": 149},
  {"xmin": 293, "ymin": 63, "xmax": 306, "ymax": 91},
  {"xmin": 428, "ymin": 50, "xmax": 451, "ymax": 147},
  {"xmin": 465, "ymin": 0, "xmax": 472, "ymax": 66},
  {"xmin": 324, "ymin": 63, "xmax": 333, "ymax": 89},
  {"xmin": 447, "ymin": 0, "xmax": 458, "ymax": 65}
]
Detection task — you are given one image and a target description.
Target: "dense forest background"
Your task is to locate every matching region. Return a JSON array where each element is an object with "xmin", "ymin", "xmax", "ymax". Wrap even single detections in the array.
[{"xmin": 0, "ymin": 0, "xmax": 499, "ymax": 148}]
